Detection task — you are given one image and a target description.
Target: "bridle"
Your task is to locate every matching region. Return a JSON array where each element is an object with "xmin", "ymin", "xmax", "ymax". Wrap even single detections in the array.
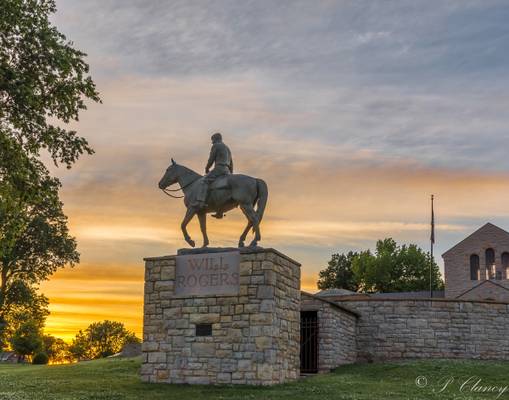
[{"xmin": 161, "ymin": 177, "xmax": 200, "ymax": 199}]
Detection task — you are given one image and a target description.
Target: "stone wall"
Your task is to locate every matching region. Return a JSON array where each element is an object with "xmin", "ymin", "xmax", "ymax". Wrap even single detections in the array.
[
  {"xmin": 339, "ymin": 299, "xmax": 509, "ymax": 362},
  {"xmin": 301, "ymin": 293, "xmax": 358, "ymax": 371},
  {"xmin": 141, "ymin": 248, "xmax": 301, "ymax": 385}
]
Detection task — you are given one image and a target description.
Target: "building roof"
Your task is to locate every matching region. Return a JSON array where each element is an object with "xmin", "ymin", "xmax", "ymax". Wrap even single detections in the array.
[
  {"xmin": 315, "ymin": 288, "xmax": 357, "ymax": 297},
  {"xmin": 0, "ymin": 352, "xmax": 17, "ymax": 361},
  {"xmin": 370, "ymin": 290, "xmax": 445, "ymax": 299},
  {"xmin": 442, "ymin": 222, "xmax": 509, "ymax": 257},
  {"xmin": 315, "ymin": 288, "xmax": 444, "ymax": 300},
  {"xmin": 301, "ymin": 291, "xmax": 360, "ymax": 317}
]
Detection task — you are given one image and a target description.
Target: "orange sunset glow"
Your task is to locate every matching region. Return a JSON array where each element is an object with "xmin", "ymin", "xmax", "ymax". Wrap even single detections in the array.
[{"xmin": 35, "ymin": 1, "xmax": 509, "ymax": 341}]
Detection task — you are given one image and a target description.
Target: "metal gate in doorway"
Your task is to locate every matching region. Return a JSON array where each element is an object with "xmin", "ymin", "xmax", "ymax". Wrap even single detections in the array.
[{"xmin": 300, "ymin": 311, "xmax": 318, "ymax": 373}]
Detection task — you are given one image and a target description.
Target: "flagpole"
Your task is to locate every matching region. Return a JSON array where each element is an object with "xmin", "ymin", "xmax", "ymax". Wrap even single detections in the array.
[{"xmin": 430, "ymin": 194, "xmax": 434, "ymax": 299}]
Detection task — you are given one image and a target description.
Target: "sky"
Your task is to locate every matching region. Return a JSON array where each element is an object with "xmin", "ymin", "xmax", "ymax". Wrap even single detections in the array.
[{"xmin": 39, "ymin": 0, "xmax": 509, "ymax": 340}]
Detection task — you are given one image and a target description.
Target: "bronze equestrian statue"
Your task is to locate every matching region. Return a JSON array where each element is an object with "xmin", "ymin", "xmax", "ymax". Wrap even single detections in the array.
[{"xmin": 158, "ymin": 133, "xmax": 268, "ymax": 248}]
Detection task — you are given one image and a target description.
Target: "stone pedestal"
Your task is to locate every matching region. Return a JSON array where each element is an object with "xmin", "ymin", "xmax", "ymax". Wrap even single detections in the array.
[{"xmin": 141, "ymin": 248, "xmax": 301, "ymax": 385}]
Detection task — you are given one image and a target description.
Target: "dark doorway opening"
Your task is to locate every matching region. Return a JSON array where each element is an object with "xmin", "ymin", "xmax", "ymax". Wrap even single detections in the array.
[{"xmin": 300, "ymin": 311, "xmax": 318, "ymax": 373}]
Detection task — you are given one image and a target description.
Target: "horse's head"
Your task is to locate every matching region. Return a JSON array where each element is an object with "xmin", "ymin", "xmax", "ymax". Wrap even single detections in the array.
[{"xmin": 158, "ymin": 158, "xmax": 179, "ymax": 189}]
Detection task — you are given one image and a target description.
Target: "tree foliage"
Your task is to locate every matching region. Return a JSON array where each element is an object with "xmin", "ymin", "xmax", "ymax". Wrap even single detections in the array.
[
  {"xmin": 3, "ymin": 281, "xmax": 49, "ymax": 340},
  {"xmin": 69, "ymin": 321, "xmax": 140, "ymax": 360},
  {"xmin": 32, "ymin": 351, "xmax": 49, "ymax": 364},
  {"xmin": 317, "ymin": 251, "xmax": 359, "ymax": 291},
  {"xmin": 352, "ymin": 238, "xmax": 444, "ymax": 293},
  {"xmin": 0, "ymin": 0, "xmax": 100, "ymax": 167},
  {"xmin": 0, "ymin": 135, "xmax": 77, "ymax": 344},
  {"xmin": 10, "ymin": 320, "xmax": 43, "ymax": 361},
  {"xmin": 0, "ymin": 136, "xmax": 79, "ymax": 282},
  {"xmin": 318, "ymin": 238, "xmax": 444, "ymax": 293},
  {"xmin": 42, "ymin": 334, "xmax": 71, "ymax": 364}
]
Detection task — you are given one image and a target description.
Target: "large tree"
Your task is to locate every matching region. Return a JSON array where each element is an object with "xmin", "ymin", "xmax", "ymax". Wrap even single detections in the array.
[
  {"xmin": 69, "ymin": 321, "xmax": 140, "ymax": 360},
  {"xmin": 351, "ymin": 238, "xmax": 443, "ymax": 293},
  {"xmin": 317, "ymin": 251, "xmax": 359, "ymax": 291},
  {"xmin": 0, "ymin": 0, "xmax": 99, "ymax": 344}
]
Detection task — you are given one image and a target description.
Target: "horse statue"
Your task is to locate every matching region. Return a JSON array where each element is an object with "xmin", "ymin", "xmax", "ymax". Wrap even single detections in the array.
[{"xmin": 158, "ymin": 158, "xmax": 268, "ymax": 248}]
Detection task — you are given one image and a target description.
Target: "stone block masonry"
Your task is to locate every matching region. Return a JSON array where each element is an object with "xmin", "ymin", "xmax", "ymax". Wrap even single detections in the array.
[
  {"xmin": 340, "ymin": 299, "xmax": 509, "ymax": 362},
  {"xmin": 141, "ymin": 248, "xmax": 301, "ymax": 385}
]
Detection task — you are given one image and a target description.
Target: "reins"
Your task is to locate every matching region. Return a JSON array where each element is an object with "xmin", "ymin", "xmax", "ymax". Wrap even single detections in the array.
[{"xmin": 161, "ymin": 177, "xmax": 200, "ymax": 199}]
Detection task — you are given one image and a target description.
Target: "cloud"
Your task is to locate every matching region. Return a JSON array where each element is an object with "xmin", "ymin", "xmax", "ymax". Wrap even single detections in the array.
[
  {"xmin": 49, "ymin": 73, "xmax": 509, "ymax": 184},
  {"xmin": 52, "ymin": 1, "xmax": 509, "ymax": 80}
]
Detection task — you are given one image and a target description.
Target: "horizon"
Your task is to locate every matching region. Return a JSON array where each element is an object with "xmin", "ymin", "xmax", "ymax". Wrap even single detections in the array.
[{"xmin": 37, "ymin": 0, "xmax": 509, "ymax": 341}]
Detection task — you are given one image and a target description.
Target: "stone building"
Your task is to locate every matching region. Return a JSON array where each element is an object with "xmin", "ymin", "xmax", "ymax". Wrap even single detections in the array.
[{"xmin": 443, "ymin": 223, "xmax": 509, "ymax": 301}]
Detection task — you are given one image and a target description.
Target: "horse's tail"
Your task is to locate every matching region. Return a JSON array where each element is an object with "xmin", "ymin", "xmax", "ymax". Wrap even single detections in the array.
[{"xmin": 255, "ymin": 178, "xmax": 268, "ymax": 225}]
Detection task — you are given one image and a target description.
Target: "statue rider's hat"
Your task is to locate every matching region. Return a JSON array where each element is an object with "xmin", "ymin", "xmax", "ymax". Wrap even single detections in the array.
[{"xmin": 211, "ymin": 132, "xmax": 222, "ymax": 142}]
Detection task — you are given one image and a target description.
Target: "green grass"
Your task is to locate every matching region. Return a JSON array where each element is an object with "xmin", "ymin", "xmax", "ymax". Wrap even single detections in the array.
[{"xmin": 0, "ymin": 357, "xmax": 507, "ymax": 399}]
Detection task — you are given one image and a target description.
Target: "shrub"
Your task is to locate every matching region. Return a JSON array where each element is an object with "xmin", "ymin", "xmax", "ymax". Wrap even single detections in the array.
[{"xmin": 32, "ymin": 352, "xmax": 49, "ymax": 365}]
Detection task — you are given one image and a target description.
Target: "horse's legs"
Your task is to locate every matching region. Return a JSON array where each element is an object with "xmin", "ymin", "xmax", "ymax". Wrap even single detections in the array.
[
  {"xmin": 181, "ymin": 208, "xmax": 196, "ymax": 247},
  {"xmin": 198, "ymin": 212, "xmax": 209, "ymax": 248},
  {"xmin": 238, "ymin": 221, "xmax": 253, "ymax": 248},
  {"xmin": 240, "ymin": 203, "xmax": 260, "ymax": 247}
]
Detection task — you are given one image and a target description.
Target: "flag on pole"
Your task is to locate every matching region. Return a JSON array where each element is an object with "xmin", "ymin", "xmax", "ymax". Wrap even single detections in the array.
[{"xmin": 430, "ymin": 195, "xmax": 435, "ymax": 245}]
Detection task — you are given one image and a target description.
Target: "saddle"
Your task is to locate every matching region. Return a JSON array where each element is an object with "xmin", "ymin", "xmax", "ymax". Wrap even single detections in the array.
[
  {"xmin": 206, "ymin": 175, "xmax": 232, "ymax": 219},
  {"xmin": 209, "ymin": 175, "xmax": 230, "ymax": 190}
]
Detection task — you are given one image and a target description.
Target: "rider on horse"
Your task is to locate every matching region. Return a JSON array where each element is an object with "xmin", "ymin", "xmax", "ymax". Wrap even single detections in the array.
[
  {"xmin": 158, "ymin": 135, "xmax": 267, "ymax": 248},
  {"xmin": 193, "ymin": 132, "xmax": 233, "ymax": 218}
]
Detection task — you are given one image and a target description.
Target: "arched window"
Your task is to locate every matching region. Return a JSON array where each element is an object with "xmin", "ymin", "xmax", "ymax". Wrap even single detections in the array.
[
  {"xmin": 502, "ymin": 252, "xmax": 509, "ymax": 280},
  {"xmin": 486, "ymin": 248, "xmax": 496, "ymax": 279},
  {"xmin": 470, "ymin": 254, "xmax": 480, "ymax": 281}
]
